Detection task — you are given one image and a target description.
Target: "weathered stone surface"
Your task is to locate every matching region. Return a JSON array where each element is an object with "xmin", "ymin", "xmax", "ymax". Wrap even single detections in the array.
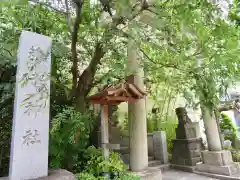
[
  {"xmin": 162, "ymin": 169, "xmax": 219, "ymax": 180},
  {"xmin": 134, "ymin": 166, "xmax": 162, "ymax": 180},
  {"xmin": 170, "ymin": 164, "xmax": 196, "ymax": 173},
  {"xmin": 172, "ymin": 108, "xmax": 202, "ymax": 169},
  {"xmin": 9, "ymin": 31, "xmax": 52, "ymax": 180},
  {"xmin": 172, "ymin": 138, "xmax": 202, "ymax": 166},
  {"xmin": 153, "ymin": 131, "xmax": 169, "ymax": 164},
  {"xmin": 37, "ymin": 169, "xmax": 76, "ymax": 180},
  {"xmin": 0, "ymin": 169, "xmax": 76, "ymax": 180},
  {"xmin": 148, "ymin": 134, "xmax": 154, "ymax": 156},
  {"xmin": 109, "ymin": 126, "xmax": 121, "ymax": 144},
  {"xmin": 201, "ymin": 150, "xmax": 233, "ymax": 166},
  {"xmin": 196, "ymin": 162, "xmax": 240, "ymax": 176},
  {"xmin": 175, "ymin": 107, "xmax": 201, "ymax": 140},
  {"xmin": 196, "ymin": 150, "xmax": 240, "ymax": 177},
  {"xmin": 97, "ymin": 126, "xmax": 121, "ymax": 146}
]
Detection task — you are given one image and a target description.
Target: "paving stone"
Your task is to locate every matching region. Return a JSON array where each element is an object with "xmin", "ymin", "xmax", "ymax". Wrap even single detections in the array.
[{"xmin": 162, "ymin": 170, "xmax": 219, "ymax": 180}]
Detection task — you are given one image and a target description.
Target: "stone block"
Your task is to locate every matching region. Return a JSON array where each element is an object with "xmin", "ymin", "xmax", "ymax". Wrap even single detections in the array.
[
  {"xmin": 0, "ymin": 169, "xmax": 77, "ymax": 180},
  {"xmin": 9, "ymin": 31, "xmax": 52, "ymax": 180},
  {"xmin": 196, "ymin": 162, "xmax": 240, "ymax": 176},
  {"xmin": 120, "ymin": 135, "xmax": 129, "ymax": 147},
  {"xmin": 185, "ymin": 157, "xmax": 201, "ymax": 166},
  {"xmin": 171, "ymin": 138, "xmax": 202, "ymax": 168},
  {"xmin": 234, "ymin": 138, "xmax": 240, "ymax": 150},
  {"xmin": 172, "ymin": 157, "xmax": 185, "ymax": 165},
  {"xmin": 109, "ymin": 127, "xmax": 121, "ymax": 144},
  {"xmin": 171, "ymin": 164, "xmax": 195, "ymax": 172},
  {"xmin": 107, "ymin": 143, "xmax": 120, "ymax": 150},
  {"xmin": 188, "ymin": 140, "xmax": 202, "ymax": 150},
  {"xmin": 148, "ymin": 134, "xmax": 154, "ymax": 156},
  {"xmin": 202, "ymin": 150, "xmax": 233, "ymax": 166},
  {"xmin": 153, "ymin": 131, "xmax": 168, "ymax": 164},
  {"xmin": 190, "ymin": 150, "xmax": 201, "ymax": 157}
]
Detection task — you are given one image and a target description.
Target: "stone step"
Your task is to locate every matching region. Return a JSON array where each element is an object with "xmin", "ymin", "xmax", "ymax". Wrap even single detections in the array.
[
  {"xmin": 148, "ymin": 160, "xmax": 162, "ymax": 167},
  {"xmin": 121, "ymin": 154, "xmax": 155, "ymax": 164},
  {"xmin": 148, "ymin": 164, "xmax": 170, "ymax": 172},
  {"xmin": 115, "ymin": 146, "xmax": 129, "ymax": 154}
]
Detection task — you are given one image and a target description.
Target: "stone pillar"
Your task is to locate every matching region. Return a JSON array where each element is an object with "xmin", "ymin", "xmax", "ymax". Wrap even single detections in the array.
[
  {"xmin": 127, "ymin": 41, "xmax": 148, "ymax": 172},
  {"xmin": 9, "ymin": 31, "xmax": 52, "ymax": 180},
  {"xmin": 201, "ymin": 106, "xmax": 222, "ymax": 151},
  {"xmin": 2, "ymin": 31, "xmax": 76, "ymax": 180}
]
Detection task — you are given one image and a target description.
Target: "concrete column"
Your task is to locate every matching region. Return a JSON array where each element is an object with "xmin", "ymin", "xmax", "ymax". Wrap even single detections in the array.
[
  {"xmin": 201, "ymin": 105, "xmax": 222, "ymax": 151},
  {"xmin": 127, "ymin": 41, "xmax": 148, "ymax": 172}
]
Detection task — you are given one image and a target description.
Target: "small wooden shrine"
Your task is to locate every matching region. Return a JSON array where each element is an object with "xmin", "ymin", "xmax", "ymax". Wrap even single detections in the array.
[{"xmin": 88, "ymin": 82, "xmax": 146, "ymax": 175}]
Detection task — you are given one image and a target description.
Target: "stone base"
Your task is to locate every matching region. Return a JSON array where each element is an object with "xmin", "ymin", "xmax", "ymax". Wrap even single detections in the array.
[
  {"xmin": 196, "ymin": 150, "xmax": 240, "ymax": 176},
  {"xmin": 201, "ymin": 150, "xmax": 233, "ymax": 166},
  {"xmin": 196, "ymin": 162, "xmax": 240, "ymax": 176},
  {"xmin": 194, "ymin": 170, "xmax": 240, "ymax": 180},
  {"xmin": 171, "ymin": 164, "xmax": 196, "ymax": 172},
  {"xmin": 171, "ymin": 138, "xmax": 202, "ymax": 167},
  {"xmin": 0, "ymin": 169, "xmax": 76, "ymax": 180}
]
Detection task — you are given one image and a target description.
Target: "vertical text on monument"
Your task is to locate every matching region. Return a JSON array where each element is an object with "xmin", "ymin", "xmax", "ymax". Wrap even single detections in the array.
[{"xmin": 9, "ymin": 31, "xmax": 52, "ymax": 180}]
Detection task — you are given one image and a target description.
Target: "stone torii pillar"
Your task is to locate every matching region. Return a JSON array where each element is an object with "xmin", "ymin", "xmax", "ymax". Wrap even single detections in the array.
[
  {"xmin": 196, "ymin": 101, "xmax": 240, "ymax": 176},
  {"xmin": 127, "ymin": 41, "xmax": 148, "ymax": 172}
]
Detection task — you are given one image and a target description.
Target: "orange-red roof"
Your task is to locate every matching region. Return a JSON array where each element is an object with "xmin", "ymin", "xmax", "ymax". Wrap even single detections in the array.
[{"xmin": 89, "ymin": 82, "xmax": 146, "ymax": 105}]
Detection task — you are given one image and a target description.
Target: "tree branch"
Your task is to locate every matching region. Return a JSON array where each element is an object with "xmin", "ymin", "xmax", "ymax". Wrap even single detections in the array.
[
  {"xmin": 74, "ymin": 0, "xmax": 150, "ymax": 99},
  {"xmin": 71, "ymin": 1, "xmax": 83, "ymax": 95},
  {"xmin": 139, "ymin": 48, "xmax": 186, "ymax": 71},
  {"xmin": 29, "ymin": 0, "xmax": 68, "ymax": 14},
  {"xmin": 76, "ymin": 43, "xmax": 105, "ymax": 97}
]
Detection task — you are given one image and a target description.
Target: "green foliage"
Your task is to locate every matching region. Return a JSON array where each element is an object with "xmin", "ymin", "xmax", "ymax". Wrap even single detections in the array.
[
  {"xmin": 76, "ymin": 172, "xmax": 100, "ymax": 180},
  {"xmin": 231, "ymin": 149, "xmax": 240, "ymax": 162},
  {"xmin": 224, "ymin": 147, "xmax": 240, "ymax": 162},
  {"xmin": 49, "ymin": 106, "xmax": 94, "ymax": 173},
  {"xmin": 76, "ymin": 172, "xmax": 140, "ymax": 180},
  {"xmin": 114, "ymin": 173, "xmax": 140, "ymax": 180},
  {"xmin": 75, "ymin": 146, "xmax": 132, "ymax": 180},
  {"xmin": 147, "ymin": 115, "xmax": 178, "ymax": 156},
  {"xmin": 229, "ymin": 0, "xmax": 240, "ymax": 25},
  {"xmin": 220, "ymin": 113, "xmax": 237, "ymax": 142},
  {"xmin": 1, "ymin": 0, "xmax": 240, "ymax": 176},
  {"xmin": 82, "ymin": 146, "xmax": 126, "ymax": 176}
]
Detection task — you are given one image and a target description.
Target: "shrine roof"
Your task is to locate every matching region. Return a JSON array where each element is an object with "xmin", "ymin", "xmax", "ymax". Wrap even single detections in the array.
[{"xmin": 88, "ymin": 82, "xmax": 146, "ymax": 105}]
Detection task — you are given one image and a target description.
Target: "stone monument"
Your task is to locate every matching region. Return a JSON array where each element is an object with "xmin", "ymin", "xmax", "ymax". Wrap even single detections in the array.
[
  {"xmin": 171, "ymin": 107, "xmax": 203, "ymax": 172},
  {"xmin": 153, "ymin": 131, "xmax": 169, "ymax": 164},
  {"xmin": 0, "ymin": 31, "xmax": 75, "ymax": 180}
]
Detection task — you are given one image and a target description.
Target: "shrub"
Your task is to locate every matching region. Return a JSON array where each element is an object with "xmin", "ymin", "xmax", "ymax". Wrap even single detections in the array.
[
  {"xmin": 83, "ymin": 146, "xmax": 127, "ymax": 176},
  {"xmin": 49, "ymin": 106, "xmax": 94, "ymax": 173},
  {"xmin": 220, "ymin": 113, "xmax": 237, "ymax": 142},
  {"xmin": 76, "ymin": 172, "xmax": 140, "ymax": 180},
  {"xmin": 231, "ymin": 149, "xmax": 240, "ymax": 162},
  {"xmin": 114, "ymin": 173, "xmax": 140, "ymax": 180},
  {"xmin": 76, "ymin": 172, "xmax": 98, "ymax": 180},
  {"xmin": 224, "ymin": 146, "xmax": 240, "ymax": 162}
]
